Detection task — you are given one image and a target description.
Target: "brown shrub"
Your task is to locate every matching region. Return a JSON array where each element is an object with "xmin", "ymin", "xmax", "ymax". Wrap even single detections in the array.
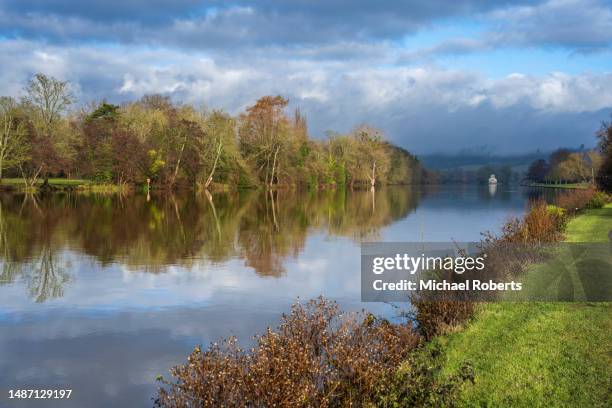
[
  {"xmin": 155, "ymin": 297, "xmax": 421, "ymax": 407},
  {"xmin": 410, "ymin": 199, "xmax": 567, "ymax": 339},
  {"xmin": 521, "ymin": 200, "xmax": 564, "ymax": 242},
  {"xmin": 411, "ymin": 299, "xmax": 475, "ymax": 341},
  {"xmin": 494, "ymin": 200, "xmax": 564, "ymax": 244},
  {"xmin": 555, "ymin": 187, "xmax": 597, "ymax": 214}
]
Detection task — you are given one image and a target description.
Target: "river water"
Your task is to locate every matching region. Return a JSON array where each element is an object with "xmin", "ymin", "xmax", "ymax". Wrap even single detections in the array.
[{"xmin": 0, "ymin": 185, "xmax": 556, "ymax": 407}]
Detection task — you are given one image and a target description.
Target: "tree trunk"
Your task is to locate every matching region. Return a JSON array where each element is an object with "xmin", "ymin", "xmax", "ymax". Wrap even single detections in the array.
[
  {"xmin": 205, "ymin": 141, "xmax": 223, "ymax": 189},
  {"xmin": 369, "ymin": 161, "xmax": 376, "ymax": 187},
  {"xmin": 170, "ymin": 137, "xmax": 187, "ymax": 189},
  {"xmin": 20, "ymin": 165, "xmax": 43, "ymax": 189},
  {"xmin": 264, "ymin": 154, "xmax": 270, "ymax": 187},
  {"xmin": 270, "ymin": 145, "xmax": 280, "ymax": 188}
]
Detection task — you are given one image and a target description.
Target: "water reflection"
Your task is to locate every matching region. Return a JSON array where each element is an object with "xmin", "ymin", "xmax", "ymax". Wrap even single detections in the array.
[
  {"xmin": 0, "ymin": 187, "xmax": 421, "ymax": 300},
  {"xmin": 0, "ymin": 185, "xmax": 557, "ymax": 407},
  {"xmin": 488, "ymin": 183, "xmax": 497, "ymax": 197}
]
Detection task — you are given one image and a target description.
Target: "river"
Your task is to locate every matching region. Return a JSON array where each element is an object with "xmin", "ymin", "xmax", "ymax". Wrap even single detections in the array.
[{"xmin": 0, "ymin": 184, "xmax": 557, "ymax": 407}]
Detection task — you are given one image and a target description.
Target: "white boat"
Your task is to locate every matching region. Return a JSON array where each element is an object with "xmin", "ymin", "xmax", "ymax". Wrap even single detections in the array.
[{"xmin": 488, "ymin": 174, "xmax": 498, "ymax": 185}]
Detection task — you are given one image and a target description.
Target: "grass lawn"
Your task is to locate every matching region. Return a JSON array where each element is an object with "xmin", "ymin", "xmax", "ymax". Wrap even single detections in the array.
[
  {"xmin": 0, "ymin": 177, "xmax": 90, "ymax": 186},
  {"xmin": 564, "ymin": 203, "xmax": 612, "ymax": 242},
  {"xmin": 436, "ymin": 203, "xmax": 612, "ymax": 407}
]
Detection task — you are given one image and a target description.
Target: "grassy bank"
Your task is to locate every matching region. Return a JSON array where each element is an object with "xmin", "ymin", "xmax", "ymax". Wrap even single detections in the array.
[
  {"xmin": 523, "ymin": 182, "xmax": 591, "ymax": 189},
  {"xmin": 435, "ymin": 204, "xmax": 612, "ymax": 407},
  {"xmin": 565, "ymin": 203, "xmax": 612, "ymax": 242},
  {"xmin": 0, "ymin": 178, "xmax": 128, "ymax": 193},
  {"xmin": 0, "ymin": 177, "xmax": 90, "ymax": 187}
]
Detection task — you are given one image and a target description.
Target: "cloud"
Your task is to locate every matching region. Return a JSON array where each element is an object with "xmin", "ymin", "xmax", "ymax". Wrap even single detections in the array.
[
  {"xmin": 0, "ymin": 38, "xmax": 610, "ymax": 154},
  {"xmin": 404, "ymin": 0, "xmax": 612, "ymax": 59},
  {"xmin": 0, "ymin": 0, "xmax": 538, "ymax": 49},
  {"xmin": 1, "ymin": 1, "xmax": 609, "ymax": 57},
  {"xmin": 0, "ymin": 0, "xmax": 204, "ymax": 24},
  {"xmin": 0, "ymin": 1, "xmax": 610, "ymax": 154},
  {"xmin": 487, "ymin": 0, "xmax": 612, "ymax": 51}
]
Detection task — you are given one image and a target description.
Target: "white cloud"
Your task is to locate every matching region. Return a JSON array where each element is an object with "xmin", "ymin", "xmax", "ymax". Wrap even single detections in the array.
[{"xmin": 0, "ymin": 39, "xmax": 610, "ymax": 152}]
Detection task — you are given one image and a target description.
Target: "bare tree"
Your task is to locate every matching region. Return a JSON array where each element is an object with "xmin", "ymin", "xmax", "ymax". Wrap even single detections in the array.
[{"xmin": 24, "ymin": 73, "xmax": 73, "ymax": 137}]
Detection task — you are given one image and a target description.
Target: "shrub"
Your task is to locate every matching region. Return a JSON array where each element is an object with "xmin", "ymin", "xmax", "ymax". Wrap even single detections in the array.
[
  {"xmin": 155, "ymin": 297, "xmax": 421, "ymax": 407},
  {"xmin": 585, "ymin": 191, "xmax": 610, "ymax": 209},
  {"xmin": 546, "ymin": 205, "xmax": 568, "ymax": 230},
  {"xmin": 555, "ymin": 187, "xmax": 597, "ymax": 213},
  {"xmin": 411, "ymin": 299, "xmax": 475, "ymax": 341},
  {"xmin": 496, "ymin": 200, "xmax": 564, "ymax": 244},
  {"xmin": 524, "ymin": 201, "xmax": 565, "ymax": 242}
]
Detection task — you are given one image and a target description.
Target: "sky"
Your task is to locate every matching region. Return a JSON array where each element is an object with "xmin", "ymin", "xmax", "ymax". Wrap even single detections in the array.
[{"xmin": 0, "ymin": 0, "xmax": 611, "ymax": 154}]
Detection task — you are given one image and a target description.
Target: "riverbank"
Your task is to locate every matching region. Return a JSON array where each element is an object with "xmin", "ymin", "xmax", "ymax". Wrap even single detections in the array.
[
  {"xmin": 0, "ymin": 178, "xmax": 127, "ymax": 193},
  {"xmin": 434, "ymin": 204, "xmax": 612, "ymax": 406},
  {"xmin": 1, "ymin": 177, "xmax": 88, "ymax": 187},
  {"xmin": 521, "ymin": 181, "xmax": 591, "ymax": 189}
]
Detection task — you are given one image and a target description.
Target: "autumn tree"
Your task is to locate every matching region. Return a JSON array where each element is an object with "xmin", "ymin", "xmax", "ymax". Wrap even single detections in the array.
[
  {"xmin": 557, "ymin": 152, "xmax": 591, "ymax": 182},
  {"xmin": 111, "ymin": 128, "xmax": 148, "ymax": 185},
  {"xmin": 6, "ymin": 83, "xmax": 426, "ymax": 190},
  {"xmin": 239, "ymin": 96, "xmax": 291, "ymax": 187},
  {"xmin": 122, "ymin": 95, "xmax": 193, "ymax": 189},
  {"xmin": 352, "ymin": 125, "xmax": 389, "ymax": 188}
]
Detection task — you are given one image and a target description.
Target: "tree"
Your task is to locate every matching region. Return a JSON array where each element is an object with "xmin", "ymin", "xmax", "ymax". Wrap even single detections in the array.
[
  {"xmin": 596, "ymin": 117, "xmax": 612, "ymax": 191},
  {"xmin": 23, "ymin": 73, "xmax": 73, "ymax": 137},
  {"xmin": 197, "ymin": 110, "xmax": 241, "ymax": 189},
  {"xmin": 76, "ymin": 103, "xmax": 118, "ymax": 182},
  {"xmin": 112, "ymin": 128, "xmax": 148, "ymax": 185},
  {"xmin": 120, "ymin": 100, "xmax": 168, "ymax": 144},
  {"xmin": 385, "ymin": 145, "xmax": 421, "ymax": 185},
  {"xmin": 22, "ymin": 74, "xmax": 74, "ymax": 182},
  {"xmin": 558, "ymin": 152, "xmax": 590, "ymax": 183},
  {"xmin": 549, "ymin": 149, "xmax": 572, "ymax": 167},
  {"xmin": 352, "ymin": 125, "xmax": 389, "ymax": 188},
  {"xmin": 90, "ymin": 102, "xmax": 120, "ymax": 121},
  {"xmin": 0, "ymin": 97, "xmax": 29, "ymax": 182},
  {"xmin": 526, "ymin": 159, "xmax": 549, "ymax": 182},
  {"xmin": 239, "ymin": 96, "xmax": 291, "ymax": 187}
]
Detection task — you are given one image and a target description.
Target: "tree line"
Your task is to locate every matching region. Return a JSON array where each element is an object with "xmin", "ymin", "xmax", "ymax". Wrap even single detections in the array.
[
  {"xmin": 428, "ymin": 164, "xmax": 516, "ymax": 185},
  {"xmin": 524, "ymin": 117, "xmax": 612, "ymax": 193},
  {"xmin": 0, "ymin": 74, "xmax": 425, "ymax": 190}
]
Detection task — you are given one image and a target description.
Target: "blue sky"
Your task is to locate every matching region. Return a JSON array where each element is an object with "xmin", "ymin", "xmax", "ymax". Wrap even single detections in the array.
[{"xmin": 0, "ymin": 0, "xmax": 611, "ymax": 153}]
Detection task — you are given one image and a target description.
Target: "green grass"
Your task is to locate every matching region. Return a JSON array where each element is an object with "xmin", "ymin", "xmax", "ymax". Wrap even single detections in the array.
[
  {"xmin": 436, "ymin": 203, "xmax": 612, "ymax": 407},
  {"xmin": 436, "ymin": 302, "xmax": 611, "ymax": 407},
  {"xmin": 0, "ymin": 178, "xmax": 129, "ymax": 191},
  {"xmin": 0, "ymin": 177, "xmax": 91, "ymax": 186},
  {"xmin": 564, "ymin": 203, "xmax": 612, "ymax": 242},
  {"xmin": 524, "ymin": 182, "xmax": 591, "ymax": 189}
]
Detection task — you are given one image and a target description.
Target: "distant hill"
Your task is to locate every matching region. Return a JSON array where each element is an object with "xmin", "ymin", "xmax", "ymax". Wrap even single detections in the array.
[{"xmin": 418, "ymin": 152, "xmax": 548, "ymax": 171}]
